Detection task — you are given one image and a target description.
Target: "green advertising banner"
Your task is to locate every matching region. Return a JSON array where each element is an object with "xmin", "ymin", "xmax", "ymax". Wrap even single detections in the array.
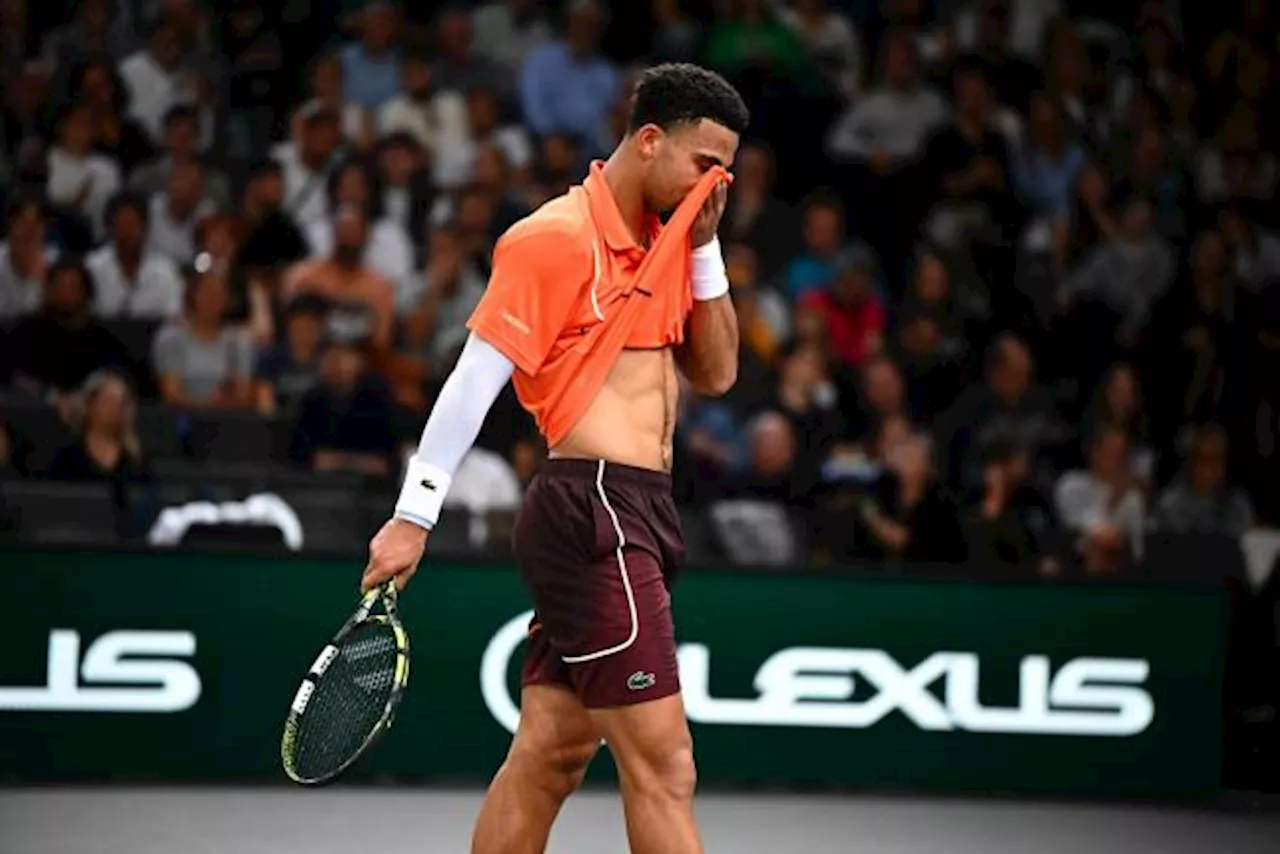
[{"xmin": 0, "ymin": 549, "xmax": 1227, "ymax": 797}]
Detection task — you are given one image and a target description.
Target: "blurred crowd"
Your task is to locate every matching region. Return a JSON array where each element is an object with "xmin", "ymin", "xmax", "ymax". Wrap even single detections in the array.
[{"xmin": 1, "ymin": 0, "xmax": 1278, "ymax": 574}]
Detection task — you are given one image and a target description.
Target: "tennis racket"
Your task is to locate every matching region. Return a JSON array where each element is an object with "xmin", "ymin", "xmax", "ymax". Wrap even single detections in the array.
[{"xmin": 281, "ymin": 580, "xmax": 410, "ymax": 786}]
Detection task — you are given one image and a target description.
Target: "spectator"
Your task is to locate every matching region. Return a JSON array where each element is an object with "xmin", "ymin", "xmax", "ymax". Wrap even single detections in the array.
[
  {"xmin": 1217, "ymin": 207, "xmax": 1280, "ymax": 295},
  {"xmin": 1154, "ymin": 424, "xmax": 1254, "ymax": 538},
  {"xmin": 923, "ymin": 63, "xmax": 1015, "ymax": 249},
  {"xmin": 7, "ymin": 258, "xmax": 133, "ymax": 394},
  {"xmin": 779, "ymin": 0, "xmax": 864, "ymax": 101},
  {"xmin": 1061, "ymin": 195, "xmax": 1175, "ymax": 346},
  {"xmin": 852, "ymin": 434, "xmax": 966, "ymax": 564},
  {"xmin": 1054, "ymin": 424, "xmax": 1146, "ymax": 574},
  {"xmin": 529, "ymin": 131, "xmax": 583, "ymax": 207},
  {"xmin": 255, "ymin": 294, "xmax": 328, "ymax": 416},
  {"xmin": 796, "ymin": 245, "xmax": 887, "ymax": 369},
  {"xmin": 74, "ymin": 57, "xmax": 156, "ymax": 176},
  {"xmin": 826, "ymin": 27, "xmax": 947, "ymax": 168},
  {"xmin": 471, "ymin": 0, "xmax": 552, "ymax": 73},
  {"xmin": 87, "ymin": 192, "xmax": 184, "ymax": 319},
  {"xmin": 724, "ymin": 409, "xmax": 816, "ymax": 511},
  {"xmin": 471, "ymin": 143, "xmax": 532, "ymax": 239},
  {"xmin": 784, "ymin": 193, "xmax": 853, "ymax": 301},
  {"xmin": 1012, "ymin": 91, "xmax": 1086, "ymax": 263},
  {"xmin": 432, "ymin": 86, "xmax": 536, "ymax": 194},
  {"xmin": 703, "ymin": 0, "xmax": 811, "ymax": 84},
  {"xmin": 1082, "ymin": 361, "xmax": 1154, "ymax": 482},
  {"xmin": 772, "ymin": 341, "xmax": 844, "ymax": 466},
  {"xmin": 441, "ymin": 445, "xmax": 524, "ymax": 548},
  {"xmin": 274, "ymin": 102, "xmax": 344, "ymax": 231},
  {"xmin": 282, "ymin": 205, "xmax": 396, "ymax": 352},
  {"xmin": 953, "ymin": 0, "xmax": 1062, "ymax": 64},
  {"xmin": 828, "ymin": 27, "xmax": 947, "ymax": 267},
  {"xmin": 219, "ymin": 0, "xmax": 287, "ymax": 162},
  {"xmin": 719, "ymin": 141, "xmax": 797, "ymax": 278},
  {"xmin": 1112, "ymin": 12, "xmax": 1191, "ymax": 127},
  {"xmin": 963, "ymin": 440, "xmax": 1056, "ymax": 570},
  {"xmin": 1109, "ymin": 125, "xmax": 1187, "ymax": 243},
  {"xmin": 1143, "ymin": 228, "xmax": 1238, "ymax": 446},
  {"xmin": 847, "ymin": 353, "xmax": 913, "ymax": 449},
  {"xmin": 299, "ymin": 49, "xmax": 374, "ymax": 150},
  {"xmin": 376, "ymin": 46, "xmax": 470, "ymax": 183},
  {"xmin": 43, "ymin": 368, "xmax": 150, "ymax": 485},
  {"xmin": 237, "ymin": 158, "xmax": 310, "ymax": 276},
  {"xmin": 900, "ymin": 248, "xmax": 978, "ymax": 351},
  {"xmin": 0, "ymin": 193, "xmax": 57, "ymax": 322},
  {"xmin": 725, "ymin": 241, "xmax": 789, "ymax": 367},
  {"xmin": 431, "ymin": 5, "xmax": 510, "ymax": 102},
  {"xmin": 374, "ymin": 134, "xmax": 436, "ymax": 262},
  {"xmin": 191, "ymin": 214, "xmax": 272, "ymax": 345},
  {"xmin": 452, "ymin": 186, "xmax": 500, "ymax": 276},
  {"xmin": 937, "ymin": 333, "xmax": 1064, "ymax": 492},
  {"xmin": 146, "ymin": 159, "xmax": 216, "ymax": 266},
  {"xmin": 1042, "ymin": 17, "xmax": 1108, "ymax": 150},
  {"xmin": 1193, "ymin": 104, "xmax": 1277, "ymax": 208},
  {"xmin": 708, "ymin": 410, "xmax": 808, "ymax": 566},
  {"xmin": 519, "ymin": 0, "xmax": 619, "ymax": 157},
  {"xmin": 129, "ymin": 105, "xmax": 231, "ymax": 210},
  {"xmin": 892, "ymin": 305, "xmax": 968, "ymax": 423},
  {"xmin": 289, "ymin": 336, "xmax": 398, "ymax": 476},
  {"xmin": 153, "ymin": 268, "xmax": 254, "ymax": 410},
  {"xmin": 117, "ymin": 16, "xmax": 203, "ymax": 145},
  {"xmin": 45, "ymin": 101, "xmax": 122, "ymax": 242},
  {"xmin": 650, "ymin": 0, "xmax": 701, "ymax": 65},
  {"xmin": 41, "ymin": 0, "xmax": 133, "ymax": 72},
  {"xmin": 340, "ymin": 1, "xmax": 403, "ymax": 112},
  {"xmin": 465, "ymin": 87, "xmax": 536, "ymax": 181},
  {"xmin": 305, "ymin": 158, "xmax": 414, "ymax": 286},
  {"xmin": 678, "ymin": 375, "xmax": 745, "ymax": 497},
  {"xmin": 400, "ymin": 225, "xmax": 486, "ymax": 373},
  {"xmin": 2, "ymin": 60, "xmax": 54, "ymax": 184}
]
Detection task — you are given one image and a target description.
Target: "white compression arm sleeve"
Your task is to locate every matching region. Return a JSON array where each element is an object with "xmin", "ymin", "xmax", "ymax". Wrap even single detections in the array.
[{"xmin": 394, "ymin": 332, "xmax": 516, "ymax": 530}]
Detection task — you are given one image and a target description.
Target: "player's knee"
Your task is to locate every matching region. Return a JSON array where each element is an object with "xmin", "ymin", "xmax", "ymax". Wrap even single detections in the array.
[
  {"xmin": 510, "ymin": 739, "xmax": 596, "ymax": 802},
  {"xmin": 625, "ymin": 743, "xmax": 697, "ymax": 804}
]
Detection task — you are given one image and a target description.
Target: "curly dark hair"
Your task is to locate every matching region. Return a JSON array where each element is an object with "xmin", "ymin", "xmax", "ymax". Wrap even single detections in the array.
[{"xmin": 627, "ymin": 63, "xmax": 750, "ymax": 135}]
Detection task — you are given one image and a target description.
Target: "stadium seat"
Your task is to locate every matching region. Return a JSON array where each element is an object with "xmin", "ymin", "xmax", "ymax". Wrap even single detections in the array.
[
  {"xmin": 0, "ymin": 395, "xmax": 74, "ymax": 472},
  {"xmin": 0, "ymin": 480, "xmax": 123, "ymax": 545},
  {"xmin": 184, "ymin": 412, "xmax": 279, "ymax": 463},
  {"xmin": 136, "ymin": 403, "xmax": 184, "ymax": 459}
]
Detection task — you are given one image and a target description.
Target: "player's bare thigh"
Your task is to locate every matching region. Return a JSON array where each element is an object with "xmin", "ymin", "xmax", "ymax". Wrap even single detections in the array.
[{"xmin": 506, "ymin": 684, "xmax": 601, "ymax": 785}]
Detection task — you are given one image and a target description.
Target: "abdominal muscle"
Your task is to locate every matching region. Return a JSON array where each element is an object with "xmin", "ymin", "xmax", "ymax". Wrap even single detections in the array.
[{"xmin": 550, "ymin": 347, "xmax": 679, "ymax": 473}]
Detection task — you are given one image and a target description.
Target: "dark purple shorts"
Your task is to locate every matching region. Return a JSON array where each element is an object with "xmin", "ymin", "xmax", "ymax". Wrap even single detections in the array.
[{"xmin": 513, "ymin": 458, "xmax": 685, "ymax": 709}]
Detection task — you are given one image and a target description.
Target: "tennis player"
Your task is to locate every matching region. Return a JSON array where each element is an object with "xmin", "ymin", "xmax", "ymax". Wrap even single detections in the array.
[{"xmin": 362, "ymin": 63, "xmax": 748, "ymax": 854}]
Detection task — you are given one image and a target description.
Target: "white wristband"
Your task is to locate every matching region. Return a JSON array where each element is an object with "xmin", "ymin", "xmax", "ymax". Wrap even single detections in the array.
[
  {"xmin": 394, "ymin": 458, "xmax": 453, "ymax": 531},
  {"xmin": 691, "ymin": 236, "xmax": 730, "ymax": 301}
]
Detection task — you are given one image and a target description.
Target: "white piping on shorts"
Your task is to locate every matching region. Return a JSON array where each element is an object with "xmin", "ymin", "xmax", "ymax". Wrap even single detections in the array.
[
  {"xmin": 588, "ymin": 240, "xmax": 605, "ymax": 322},
  {"xmin": 561, "ymin": 460, "xmax": 638, "ymax": 663}
]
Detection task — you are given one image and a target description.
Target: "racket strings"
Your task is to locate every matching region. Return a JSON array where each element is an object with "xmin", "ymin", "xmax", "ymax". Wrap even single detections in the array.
[{"xmin": 290, "ymin": 623, "xmax": 399, "ymax": 780}]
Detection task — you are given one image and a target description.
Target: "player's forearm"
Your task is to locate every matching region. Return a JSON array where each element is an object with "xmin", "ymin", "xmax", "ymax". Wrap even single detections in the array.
[{"xmin": 681, "ymin": 237, "xmax": 738, "ymax": 396}]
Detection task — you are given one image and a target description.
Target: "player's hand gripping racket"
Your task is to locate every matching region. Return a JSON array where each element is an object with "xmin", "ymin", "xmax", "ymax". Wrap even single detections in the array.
[{"xmin": 281, "ymin": 580, "xmax": 409, "ymax": 785}]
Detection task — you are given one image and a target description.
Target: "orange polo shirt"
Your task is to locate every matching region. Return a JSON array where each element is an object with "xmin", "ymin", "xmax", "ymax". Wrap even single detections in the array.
[{"xmin": 467, "ymin": 161, "xmax": 728, "ymax": 446}]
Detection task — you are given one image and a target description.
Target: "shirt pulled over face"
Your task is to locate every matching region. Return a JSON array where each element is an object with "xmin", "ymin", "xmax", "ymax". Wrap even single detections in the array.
[{"xmin": 467, "ymin": 161, "xmax": 730, "ymax": 446}]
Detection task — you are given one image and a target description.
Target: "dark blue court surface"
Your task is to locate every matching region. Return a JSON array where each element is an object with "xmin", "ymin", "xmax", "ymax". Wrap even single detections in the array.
[{"xmin": 2, "ymin": 788, "xmax": 1278, "ymax": 853}]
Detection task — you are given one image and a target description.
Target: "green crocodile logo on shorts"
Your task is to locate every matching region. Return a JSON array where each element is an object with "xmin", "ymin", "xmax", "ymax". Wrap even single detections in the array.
[{"xmin": 627, "ymin": 671, "xmax": 656, "ymax": 691}]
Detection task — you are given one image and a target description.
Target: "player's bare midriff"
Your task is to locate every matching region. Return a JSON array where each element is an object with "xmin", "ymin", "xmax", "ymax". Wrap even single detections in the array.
[{"xmin": 549, "ymin": 347, "xmax": 679, "ymax": 473}]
